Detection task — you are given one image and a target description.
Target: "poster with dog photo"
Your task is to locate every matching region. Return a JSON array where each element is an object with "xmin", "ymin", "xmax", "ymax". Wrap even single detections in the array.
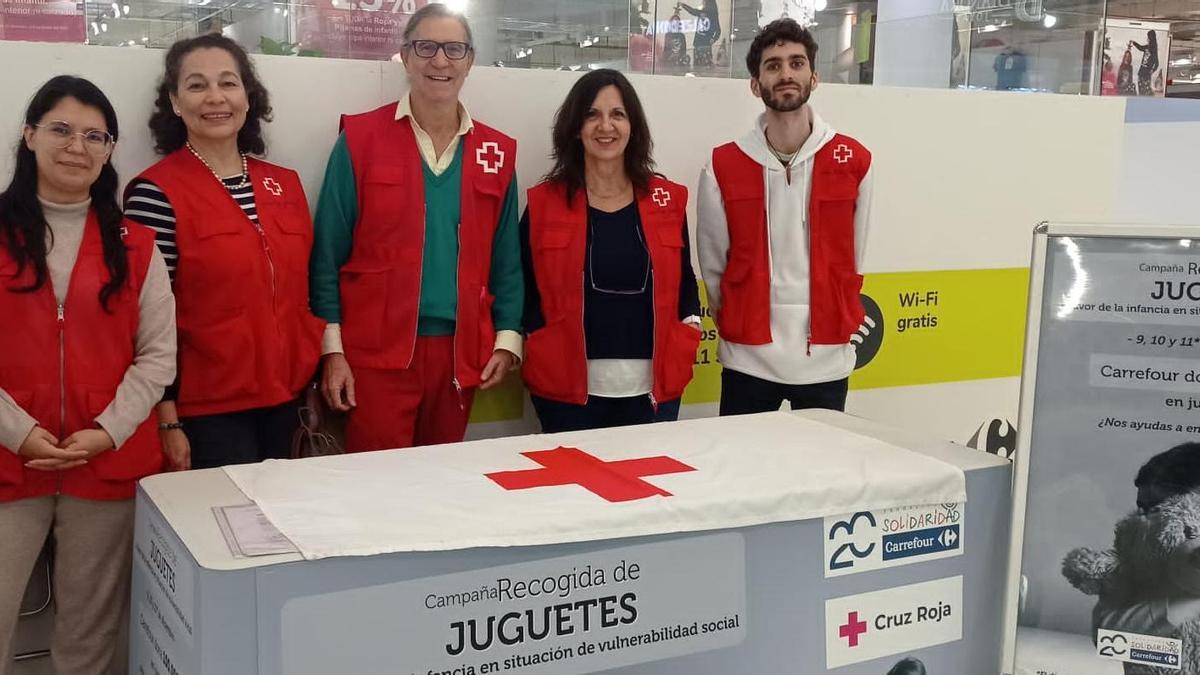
[
  {"xmin": 1101, "ymin": 18, "xmax": 1171, "ymax": 98},
  {"xmin": 1008, "ymin": 227, "xmax": 1200, "ymax": 675}
]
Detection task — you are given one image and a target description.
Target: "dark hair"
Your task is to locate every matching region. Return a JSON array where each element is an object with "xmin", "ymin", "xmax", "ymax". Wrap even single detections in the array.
[
  {"xmin": 402, "ymin": 2, "xmax": 474, "ymax": 47},
  {"xmin": 0, "ymin": 76, "xmax": 127, "ymax": 311},
  {"xmin": 148, "ymin": 34, "xmax": 272, "ymax": 156},
  {"xmin": 1135, "ymin": 442, "xmax": 1200, "ymax": 511},
  {"xmin": 745, "ymin": 18, "xmax": 819, "ymax": 79},
  {"xmin": 544, "ymin": 69, "xmax": 655, "ymax": 205},
  {"xmin": 886, "ymin": 657, "xmax": 928, "ymax": 675}
]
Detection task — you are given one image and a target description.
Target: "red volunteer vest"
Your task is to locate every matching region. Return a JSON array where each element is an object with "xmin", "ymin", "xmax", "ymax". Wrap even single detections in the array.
[
  {"xmin": 522, "ymin": 177, "xmax": 700, "ymax": 405},
  {"xmin": 0, "ymin": 214, "xmax": 161, "ymax": 501},
  {"xmin": 710, "ymin": 134, "xmax": 870, "ymax": 346},
  {"xmin": 338, "ymin": 103, "xmax": 516, "ymax": 387},
  {"xmin": 132, "ymin": 151, "xmax": 325, "ymax": 417}
]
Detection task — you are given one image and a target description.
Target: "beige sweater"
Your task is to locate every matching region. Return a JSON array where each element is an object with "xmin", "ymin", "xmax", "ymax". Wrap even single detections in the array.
[{"xmin": 0, "ymin": 199, "xmax": 176, "ymax": 452}]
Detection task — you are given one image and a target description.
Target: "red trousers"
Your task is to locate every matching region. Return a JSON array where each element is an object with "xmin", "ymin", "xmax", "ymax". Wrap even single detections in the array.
[{"xmin": 344, "ymin": 336, "xmax": 476, "ymax": 452}]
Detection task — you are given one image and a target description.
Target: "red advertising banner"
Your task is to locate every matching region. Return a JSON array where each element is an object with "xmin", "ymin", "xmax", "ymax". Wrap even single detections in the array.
[
  {"xmin": 0, "ymin": 0, "xmax": 85, "ymax": 43},
  {"xmin": 296, "ymin": 0, "xmax": 428, "ymax": 61}
]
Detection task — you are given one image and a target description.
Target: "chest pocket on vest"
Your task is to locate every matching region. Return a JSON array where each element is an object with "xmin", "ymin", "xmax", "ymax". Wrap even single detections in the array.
[
  {"xmin": 813, "ymin": 173, "xmax": 859, "ymax": 248},
  {"xmin": 184, "ymin": 217, "xmax": 248, "ymax": 320},
  {"xmin": 266, "ymin": 200, "xmax": 313, "ymax": 298},
  {"xmin": 649, "ymin": 216, "xmax": 683, "ymax": 292},
  {"xmin": 359, "ymin": 166, "xmax": 416, "ymax": 248},
  {"xmin": 533, "ymin": 224, "xmax": 577, "ymax": 315},
  {"xmin": 719, "ymin": 183, "xmax": 764, "ymax": 284},
  {"xmin": 463, "ymin": 177, "xmax": 506, "ymax": 257}
]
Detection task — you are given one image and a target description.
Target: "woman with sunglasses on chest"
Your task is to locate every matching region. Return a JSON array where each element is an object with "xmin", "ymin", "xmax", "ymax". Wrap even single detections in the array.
[
  {"xmin": 124, "ymin": 34, "xmax": 324, "ymax": 470},
  {"xmin": 521, "ymin": 69, "xmax": 702, "ymax": 433},
  {"xmin": 0, "ymin": 76, "xmax": 175, "ymax": 674}
]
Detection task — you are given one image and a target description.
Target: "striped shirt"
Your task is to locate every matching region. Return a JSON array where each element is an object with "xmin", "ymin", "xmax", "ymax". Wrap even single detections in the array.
[{"xmin": 124, "ymin": 176, "xmax": 261, "ymax": 281}]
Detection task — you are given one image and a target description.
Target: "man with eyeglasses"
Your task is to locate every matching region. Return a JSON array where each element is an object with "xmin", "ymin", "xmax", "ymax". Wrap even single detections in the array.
[{"xmin": 311, "ymin": 2, "xmax": 523, "ymax": 452}]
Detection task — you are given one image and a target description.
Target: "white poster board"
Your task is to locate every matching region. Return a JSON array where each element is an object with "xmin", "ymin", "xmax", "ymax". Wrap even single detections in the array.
[{"xmin": 1004, "ymin": 223, "xmax": 1200, "ymax": 674}]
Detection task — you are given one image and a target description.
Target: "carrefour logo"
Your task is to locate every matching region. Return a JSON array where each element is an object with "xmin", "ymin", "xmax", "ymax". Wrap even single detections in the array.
[
  {"xmin": 825, "ymin": 577, "xmax": 963, "ymax": 668},
  {"xmin": 824, "ymin": 504, "xmax": 965, "ymax": 578},
  {"xmin": 881, "ymin": 524, "xmax": 961, "ymax": 561}
]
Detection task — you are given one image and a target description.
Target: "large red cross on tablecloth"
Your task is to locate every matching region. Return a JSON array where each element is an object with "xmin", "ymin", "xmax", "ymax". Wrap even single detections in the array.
[{"xmin": 485, "ymin": 446, "xmax": 696, "ymax": 502}]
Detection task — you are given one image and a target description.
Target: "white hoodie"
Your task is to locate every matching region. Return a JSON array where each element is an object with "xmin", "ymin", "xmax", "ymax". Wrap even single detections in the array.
[{"xmin": 696, "ymin": 107, "xmax": 874, "ymax": 386}]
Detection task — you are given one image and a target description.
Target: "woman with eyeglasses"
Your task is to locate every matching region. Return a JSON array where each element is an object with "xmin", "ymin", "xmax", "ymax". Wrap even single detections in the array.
[
  {"xmin": 124, "ymin": 34, "xmax": 324, "ymax": 470},
  {"xmin": 0, "ymin": 76, "xmax": 175, "ymax": 673},
  {"xmin": 521, "ymin": 69, "xmax": 702, "ymax": 433}
]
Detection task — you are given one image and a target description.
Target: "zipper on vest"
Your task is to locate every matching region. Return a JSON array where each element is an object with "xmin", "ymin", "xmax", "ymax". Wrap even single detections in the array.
[
  {"xmin": 450, "ymin": 214, "xmax": 465, "ymax": 410},
  {"xmin": 56, "ymin": 303, "xmax": 66, "ymax": 494},
  {"xmin": 804, "ymin": 158, "xmax": 813, "ymax": 356},
  {"xmin": 253, "ymin": 223, "xmax": 278, "ymax": 307},
  {"xmin": 646, "ymin": 210, "xmax": 659, "ymax": 413},
  {"xmin": 452, "ymin": 376, "xmax": 465, "ymax": 410},
  {"xmin": 410, "ymin": 205, "xmax": 426, "ymax": 370}
]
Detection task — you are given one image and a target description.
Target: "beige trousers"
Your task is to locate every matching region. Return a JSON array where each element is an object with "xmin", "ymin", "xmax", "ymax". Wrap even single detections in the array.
[{"xmin": 0, "ymin": 495, "xmax": 134, "ymax": 675}]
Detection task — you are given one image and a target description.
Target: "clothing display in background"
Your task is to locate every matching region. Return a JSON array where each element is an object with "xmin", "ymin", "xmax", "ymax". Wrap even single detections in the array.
[
  {"xmin": 663, "ymin": 12, "xmax": 689, "ymax": 68},
  {"xmin": 677, "ymin": 2, "xmax": 721, "ymax": 68},
  {"xmin": 993, "ymin": 48, "xmax": 1027, "ymax": 91}
]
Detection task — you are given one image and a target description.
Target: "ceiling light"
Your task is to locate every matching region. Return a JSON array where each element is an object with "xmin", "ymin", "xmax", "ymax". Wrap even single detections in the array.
[
  {"xmin": 1042, "ymin": 14, "xmax": 1057, "ymax": 28},
  {"xmin": 814, "ymin": 0, "xmax": 827, "ymax": 10},
  {"xmin": 444, "ymin": 0, "xmax": 467, "ymax": 13}
]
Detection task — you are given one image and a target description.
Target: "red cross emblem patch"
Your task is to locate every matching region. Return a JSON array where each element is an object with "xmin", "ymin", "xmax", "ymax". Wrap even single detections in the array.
[
  {"xmin": 476, "ymin": 141, "xmax": 505, "ymax": 174},
  {"xmin": 833, "ymin": 143, "xmax": 853, "ymax": 164},
  {"xmin": 652, "ymin": 187, "xmax": 671, "ymax": 207}
]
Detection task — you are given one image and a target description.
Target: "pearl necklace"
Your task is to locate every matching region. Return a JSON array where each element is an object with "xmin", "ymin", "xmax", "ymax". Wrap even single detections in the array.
[{"xmin": 186, "ymin": 142, "xmax": 249, "ymax": 189}]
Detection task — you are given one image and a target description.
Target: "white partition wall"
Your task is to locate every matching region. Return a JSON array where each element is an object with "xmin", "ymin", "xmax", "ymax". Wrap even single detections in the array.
[{"xmin": 0, "ymin": 41, "xmax": 1130, "ymax": 446}]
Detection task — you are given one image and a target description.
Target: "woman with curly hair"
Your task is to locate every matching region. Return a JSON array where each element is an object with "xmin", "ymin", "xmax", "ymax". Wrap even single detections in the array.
[{"xmin": 124, "ymin": 34, "xmax": 324, "ymax": 470}]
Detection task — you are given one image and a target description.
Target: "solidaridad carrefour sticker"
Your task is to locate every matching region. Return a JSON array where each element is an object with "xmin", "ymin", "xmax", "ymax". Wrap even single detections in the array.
[{"xmin": 823, "ymin": 502, "xmax": 964, "ymax": 578}]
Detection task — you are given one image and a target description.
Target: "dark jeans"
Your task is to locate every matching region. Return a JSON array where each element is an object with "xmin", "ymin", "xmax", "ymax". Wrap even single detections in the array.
[
  {"xmin": 531, "ymin": 394, "xmax": 681, "ymax": 434},
  {"xmin": 183, "ymin": 398, "xmax": 302, "ymax": 469},
  {"xmin": 718, "ymin": 369, "xmax": 848, "ymax": 416}
]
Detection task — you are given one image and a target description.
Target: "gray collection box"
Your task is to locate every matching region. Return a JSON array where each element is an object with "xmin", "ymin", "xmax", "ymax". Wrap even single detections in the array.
[{"xmin": 129, "ymin": 410, "xmax": 1011, "ymax": 675}]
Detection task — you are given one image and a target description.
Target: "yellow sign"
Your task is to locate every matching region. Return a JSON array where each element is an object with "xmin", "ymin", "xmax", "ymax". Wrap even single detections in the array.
[
  {"xmin": 682, "ymin": 267, "xmax": 1030, "ymax": 403},
  {"xmin": 852, "ymin": 267, "xmax": 1029, "ymax": 389}
]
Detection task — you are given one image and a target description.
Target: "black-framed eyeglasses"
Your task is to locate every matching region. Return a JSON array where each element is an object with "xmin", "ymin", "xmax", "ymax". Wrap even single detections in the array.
[
  {"xmin": 406, "ymin": 39, "xmax": 472, "ymax": 60},
  {"xmin": 31, "ymin": 121, "xmax": 114, "ymax": 155},
  {"xmin": 588, "ymin": 215, "xmax": 650, "ymax": 296}
]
